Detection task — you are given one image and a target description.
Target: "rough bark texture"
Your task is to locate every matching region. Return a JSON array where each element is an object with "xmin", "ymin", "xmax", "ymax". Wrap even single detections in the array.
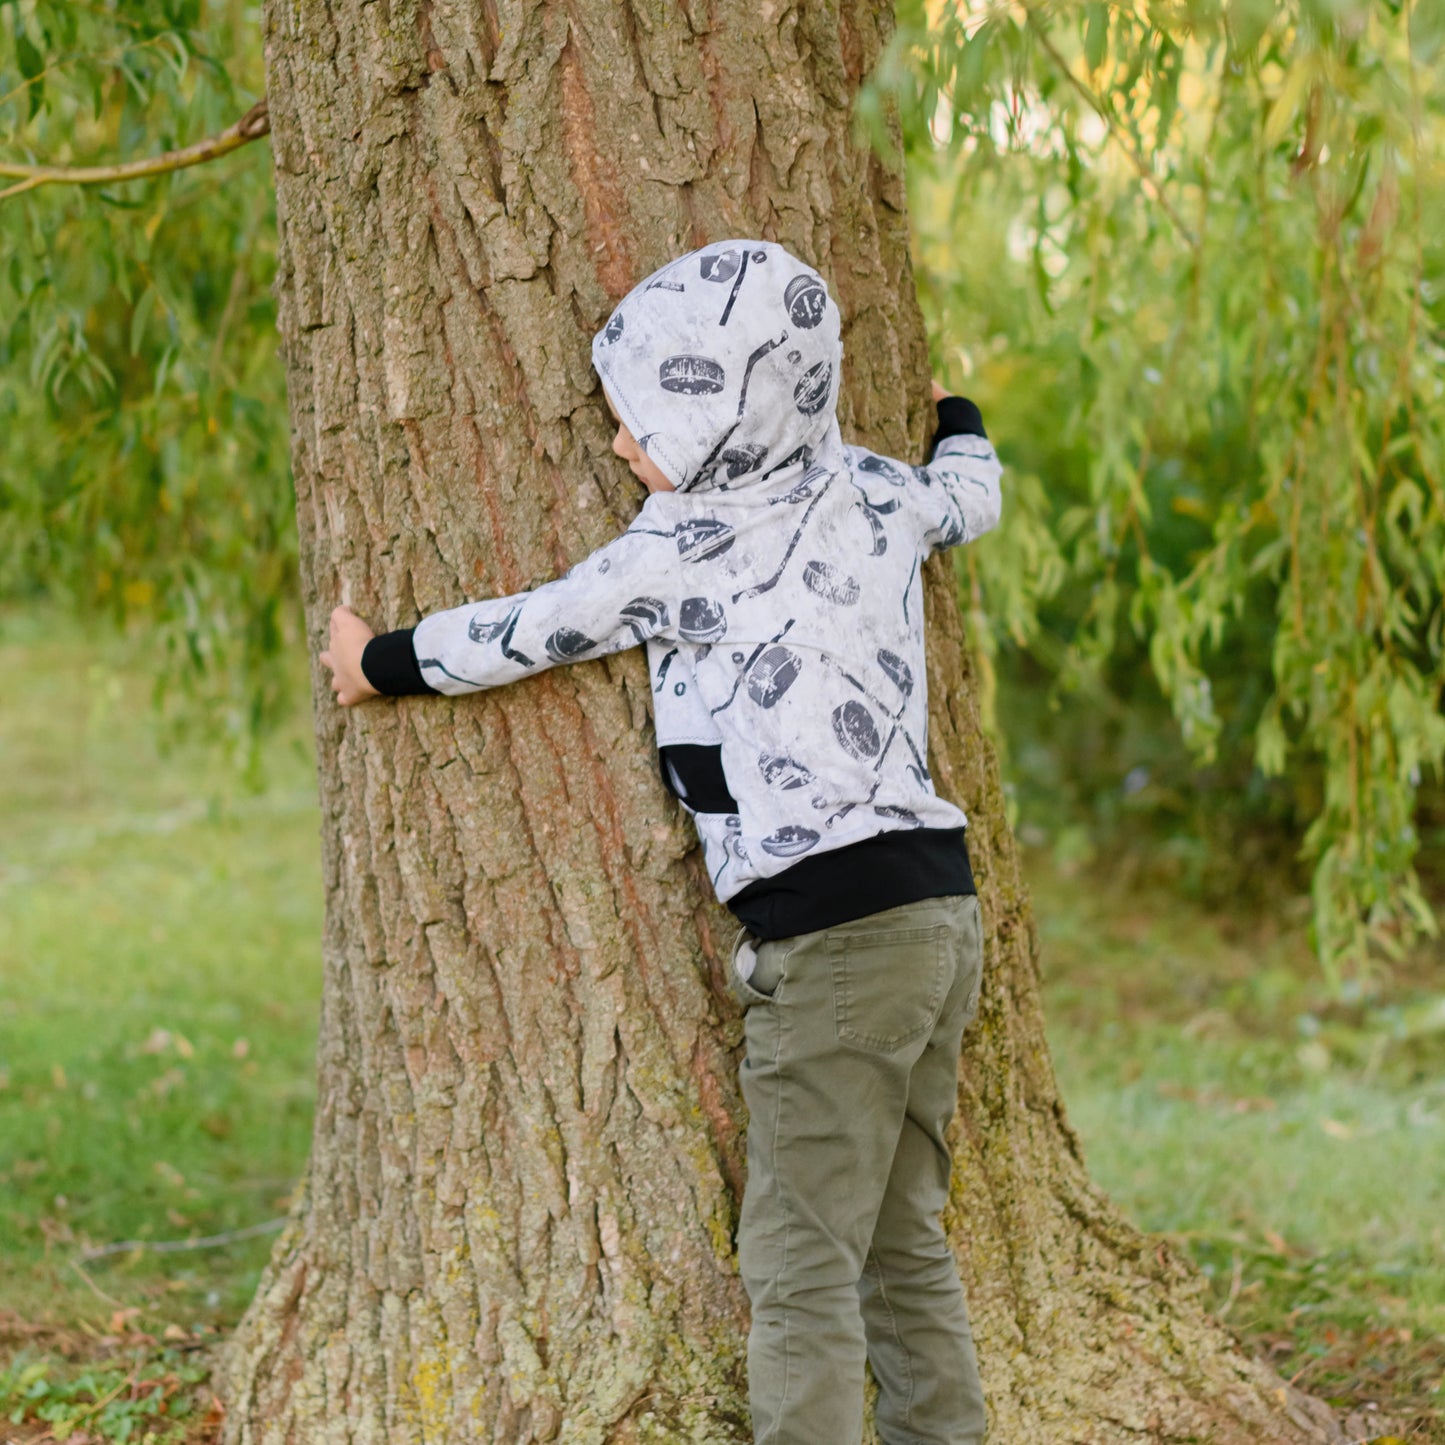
[{"xmin": 222, "ymin": 2, "xmax": 1345, "ymax": 1441}]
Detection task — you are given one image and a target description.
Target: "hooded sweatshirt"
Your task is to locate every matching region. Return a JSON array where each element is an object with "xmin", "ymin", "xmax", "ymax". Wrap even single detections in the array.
[{"xmin": 362, "ymin": 240, "xmax": 1002, "ymax": 933}]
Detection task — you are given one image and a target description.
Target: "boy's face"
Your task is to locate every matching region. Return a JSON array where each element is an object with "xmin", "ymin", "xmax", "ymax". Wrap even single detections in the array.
[{"xmin": 603, "ymin": 389, "xmax": 675, "ymax": 494}]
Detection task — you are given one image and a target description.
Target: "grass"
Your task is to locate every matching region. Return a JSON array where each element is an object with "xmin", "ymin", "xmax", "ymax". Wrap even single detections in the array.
[
  {"xmin": 1036, "ymin": 858, "xmax": 1445, "ymax": 1440},
  {"xmin": 0, "ymin": 611, "xmax": 321, "ymax": 1339},
  {"xmin": 1, "ymin": 615, "xmax": 1441, "ymax": 1441}
]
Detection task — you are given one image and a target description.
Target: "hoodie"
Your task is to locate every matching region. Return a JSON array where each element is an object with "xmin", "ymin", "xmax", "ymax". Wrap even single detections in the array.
[{"xmin": 365, "ymin": 240, "xmax": 1003, "ymax": 917}]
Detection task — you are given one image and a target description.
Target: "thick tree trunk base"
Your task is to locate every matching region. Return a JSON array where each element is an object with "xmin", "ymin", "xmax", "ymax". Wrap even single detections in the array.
[{"xmin": 222, "ymin": 1, "xmax": 1344, "ymax": 1440}]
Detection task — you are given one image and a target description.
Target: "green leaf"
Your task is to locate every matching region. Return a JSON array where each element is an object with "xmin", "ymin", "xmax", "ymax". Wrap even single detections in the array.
[
  {"xmin": 129, "ymin": 286, "xmax": 158, "ymax": 357},
  {"xmin": 14, "ymin": 29, "xmax": 45, "ymax": 119},
  {"xmin": 1084, "ymin": 4, "xmax": 1109, "ymax": 71}
]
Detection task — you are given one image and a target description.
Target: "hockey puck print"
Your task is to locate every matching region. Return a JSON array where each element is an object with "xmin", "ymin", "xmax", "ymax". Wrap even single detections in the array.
[
  {"xmin": 793, "ymin": 360, "xmax": 833, "ymax": 416},
  {"xmin": 858, "ymin": 453, "xmax": 905, "ymax": 485},
  {"xmin": 757, "ymin": 753, "xmax": 815, "ymax": 790},
  {"xmin": 746, "ymin": 646, "xmax": 803, "ymax": 708},
  {"xmin": 678, "ymin": 596, "xmax": 727, "ymax": 643},
  {"xmin": 784, "ymin": 273, "xmax": 828, "ymax": 329},
  {"xmin": 660, "ymin": 354, "xmax": 726, "ymax": 395},
  {"xmin": 699, "ymin": 250, "xmax": 742, "ymax": 283},
  {"xmin": 544, "ymin": 627, "xmax": 598, "ymax": 663},
  {"xmin": 874, "ymin": 804, "xmax": 923, "ymax": 827},
  {"xmin": 760, "ymin": 825, "xmax": 820, "ymax": 858},
  {"xmin": 602, "ymin": 311, "xmax": 624, "ymax": 344},
  {"xmin": 467, "ymin": 613, "xmax": 510, "ymax": 644},
  {"xmin": 674, "ymin": 517, "xmax": 736, "ymax": 563},
  {"xmin": 832, "ymin": 699, "xmax": 882, "ymax": 760},
  {"xmin": 801, "ymin": 559, "xmax": 860, "ymax": 607},
  {"xmin": 721, "ymin": 443, "xmax": 767, "ymax": 479},
  {"xmin": 876, "ymin": 649, "xmax": 914, "ymax": 698},
  {"xmin": 620, "ymin": 597, "xmax": 669, "ymax": 641}
]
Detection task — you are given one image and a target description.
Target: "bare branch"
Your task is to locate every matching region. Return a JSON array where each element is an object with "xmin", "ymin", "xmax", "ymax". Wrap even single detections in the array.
[
  {"xmin": 76, "ymin": 1216, "xmax": 287, "ymax": 1263},
  {"xmin": 0, "ymin": 98, "xmax": 269, "ymax": 201}
]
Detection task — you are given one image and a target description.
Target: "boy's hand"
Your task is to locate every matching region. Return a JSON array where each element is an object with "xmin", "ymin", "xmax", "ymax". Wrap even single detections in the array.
[
  {"xmin": 320, "ymin": 606, "xmax": 380, "ymax": 706},
  {"xmin": 931, "ymin": 379, "xmax": 950, "ymax": 402}
]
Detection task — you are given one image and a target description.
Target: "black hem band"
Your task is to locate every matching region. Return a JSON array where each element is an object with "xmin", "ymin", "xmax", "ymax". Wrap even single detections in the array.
[{"xmin": 726, "ymin": 826, "xmax": 975, "ymax": 941}]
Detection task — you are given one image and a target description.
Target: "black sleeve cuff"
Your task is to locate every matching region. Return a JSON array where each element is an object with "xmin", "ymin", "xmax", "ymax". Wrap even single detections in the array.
[
  {"xmin": 361, "ymin": 628, "xmax": 437, "ymax": 696},
  {"xmin": 930, "ymin": 395, "xmax": 988, "ymax": 455}
]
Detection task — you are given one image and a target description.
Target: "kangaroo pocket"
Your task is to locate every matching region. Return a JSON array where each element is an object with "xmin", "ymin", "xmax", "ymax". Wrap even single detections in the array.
[{"xmin": 660, "ymin": 744, "xmax": 739, "ymax": 814}]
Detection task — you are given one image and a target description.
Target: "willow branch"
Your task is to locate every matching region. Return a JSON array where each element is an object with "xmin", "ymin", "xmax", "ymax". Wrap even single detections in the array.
[
  {"xmin": 0, "ymin": 98, "xmax": 268, "ymax": 201},
  {"xmin": 1025, "ymin": 18, "xmax": 1200, "ymax": 251}
]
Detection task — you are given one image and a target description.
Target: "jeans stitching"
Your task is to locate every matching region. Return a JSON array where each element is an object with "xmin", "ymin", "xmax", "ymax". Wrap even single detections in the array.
[
  {"xmin": 767, "ymin": 950, "xmax": 794, "ymax": 1441},
  {"xmin": 867, "ymin": 1246, "xmax": 917, "ymax": 1437}
]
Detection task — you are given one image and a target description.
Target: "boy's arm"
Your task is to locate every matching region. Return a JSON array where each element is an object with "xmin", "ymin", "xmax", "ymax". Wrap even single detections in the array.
[
  {"xmin": 327, "ymin": 498, "xmax": 682, "ymax": 704},
  {"xmin": 913, "ymin": 385, "xmax": 1003, "ymax": 555}
]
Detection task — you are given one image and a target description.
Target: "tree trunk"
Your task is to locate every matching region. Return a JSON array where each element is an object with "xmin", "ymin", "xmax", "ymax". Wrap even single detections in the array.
[{"xmin": 222, "ymin": 2, "xmax": 1344, "ymax": 1440}]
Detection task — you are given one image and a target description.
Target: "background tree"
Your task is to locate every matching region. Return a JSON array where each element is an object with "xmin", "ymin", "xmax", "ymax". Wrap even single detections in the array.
[{"xmin": 191, "ymin": 0, "xmax": 1344, "ymax": 1439}]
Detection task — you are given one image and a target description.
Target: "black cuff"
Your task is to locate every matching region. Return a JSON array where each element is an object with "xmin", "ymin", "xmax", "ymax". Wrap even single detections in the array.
[
  {"xmin": 361, "ymin": 628, "xmax": 437, "ymax": 696},
  {"xmin": 930, "ymin": 395, "xmax": 988, "ymax": 454}
]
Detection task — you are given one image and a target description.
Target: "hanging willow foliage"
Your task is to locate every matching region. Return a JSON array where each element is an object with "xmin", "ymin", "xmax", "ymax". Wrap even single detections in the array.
[
  {"xmin": 3, "ymin": 1, "xmax": 1442, "ymax": 972},
  {"xmin": 870, "ymin": 0, "xmax": 1445, "ymax": 972},
  {"xmin": 0, "ymin": 1, "xmax": 286, "ymax": 766}
]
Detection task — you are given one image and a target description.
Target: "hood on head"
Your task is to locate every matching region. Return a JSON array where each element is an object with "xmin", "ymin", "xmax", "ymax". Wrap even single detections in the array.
[{"xmin": 592, "ymin": 239, "xmax": 843, "ymax": 494}]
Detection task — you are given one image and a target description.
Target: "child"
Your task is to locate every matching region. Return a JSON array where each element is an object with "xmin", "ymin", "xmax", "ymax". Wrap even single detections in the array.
[{"xmin": 321, "ymin": 239, "xmax": 1001, "ymax": 1445}]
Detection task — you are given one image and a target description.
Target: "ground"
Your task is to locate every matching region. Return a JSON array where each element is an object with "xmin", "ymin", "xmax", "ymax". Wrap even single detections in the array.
[{"xmin": 1, "ymin": 616, "xmax": 1440, "ymax": 1443}]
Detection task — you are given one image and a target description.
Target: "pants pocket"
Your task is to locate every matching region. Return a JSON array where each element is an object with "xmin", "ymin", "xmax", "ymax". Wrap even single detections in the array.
[
  {"xmin": 730, "ymin": 928, "xmax": 786, "ymax": 1007},
  {"xmin": 827, "ymin": 922, "xmax": 950, "ymax": 1054}
]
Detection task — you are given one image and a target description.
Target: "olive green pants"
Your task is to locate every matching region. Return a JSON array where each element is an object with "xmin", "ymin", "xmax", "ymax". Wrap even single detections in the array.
[{"xmin": 730, "ymin": 894, "xmax": 987, "ymax": 1445}]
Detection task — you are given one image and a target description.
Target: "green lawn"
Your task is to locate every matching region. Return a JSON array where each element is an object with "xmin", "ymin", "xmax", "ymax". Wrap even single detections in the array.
[
  {"xmin": 1, "ymin": 617, "xmax": 1441, "ymax": 1440},
  {"xmin": 1038, "ymin": 868, "xmax": 1445, "ymax": 1437},
  {"xmin": 0, "ymin": 614, "xmax": 321, "ymax": 1338}
]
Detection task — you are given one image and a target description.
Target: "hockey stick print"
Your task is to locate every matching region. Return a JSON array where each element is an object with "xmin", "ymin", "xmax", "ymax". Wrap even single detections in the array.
[
  {"xmin": 718, "ymin": 249, "xmax": 748, "ymax": 324},
  {"xmin": 652, "ymin": 647, "xmax": 678, "ymax": 694},
  {"xmin": 730, "ymin": 485, "xmax": 830, "ymax": 603},
  {"xmin": 901, "ymin": 554, "xmax": 920, "ymax": 625},
  {"xmin": 709, "ymin": 619, "xmax": 797, "ymax": 716},
  {"xmin": 687, "ymin": 329, "xmax": 790, "ymax": 489}
]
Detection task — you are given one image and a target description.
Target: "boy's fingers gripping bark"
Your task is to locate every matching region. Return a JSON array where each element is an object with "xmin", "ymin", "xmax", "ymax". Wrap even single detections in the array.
[{"xmin": 323, "ymin": 607, "xmax": 380, "ymax": 706}]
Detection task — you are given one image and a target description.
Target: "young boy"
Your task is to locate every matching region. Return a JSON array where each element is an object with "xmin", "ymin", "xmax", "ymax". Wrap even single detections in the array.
[{"xmin": 321, "ymin": 239, "xmax": 1001, "ymax": 1445}]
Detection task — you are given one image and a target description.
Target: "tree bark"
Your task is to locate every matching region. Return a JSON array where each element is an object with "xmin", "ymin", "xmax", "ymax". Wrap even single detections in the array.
[{"xmin": 222, "ymin": 2, "xmax": 1344, "ymax": 1441}]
